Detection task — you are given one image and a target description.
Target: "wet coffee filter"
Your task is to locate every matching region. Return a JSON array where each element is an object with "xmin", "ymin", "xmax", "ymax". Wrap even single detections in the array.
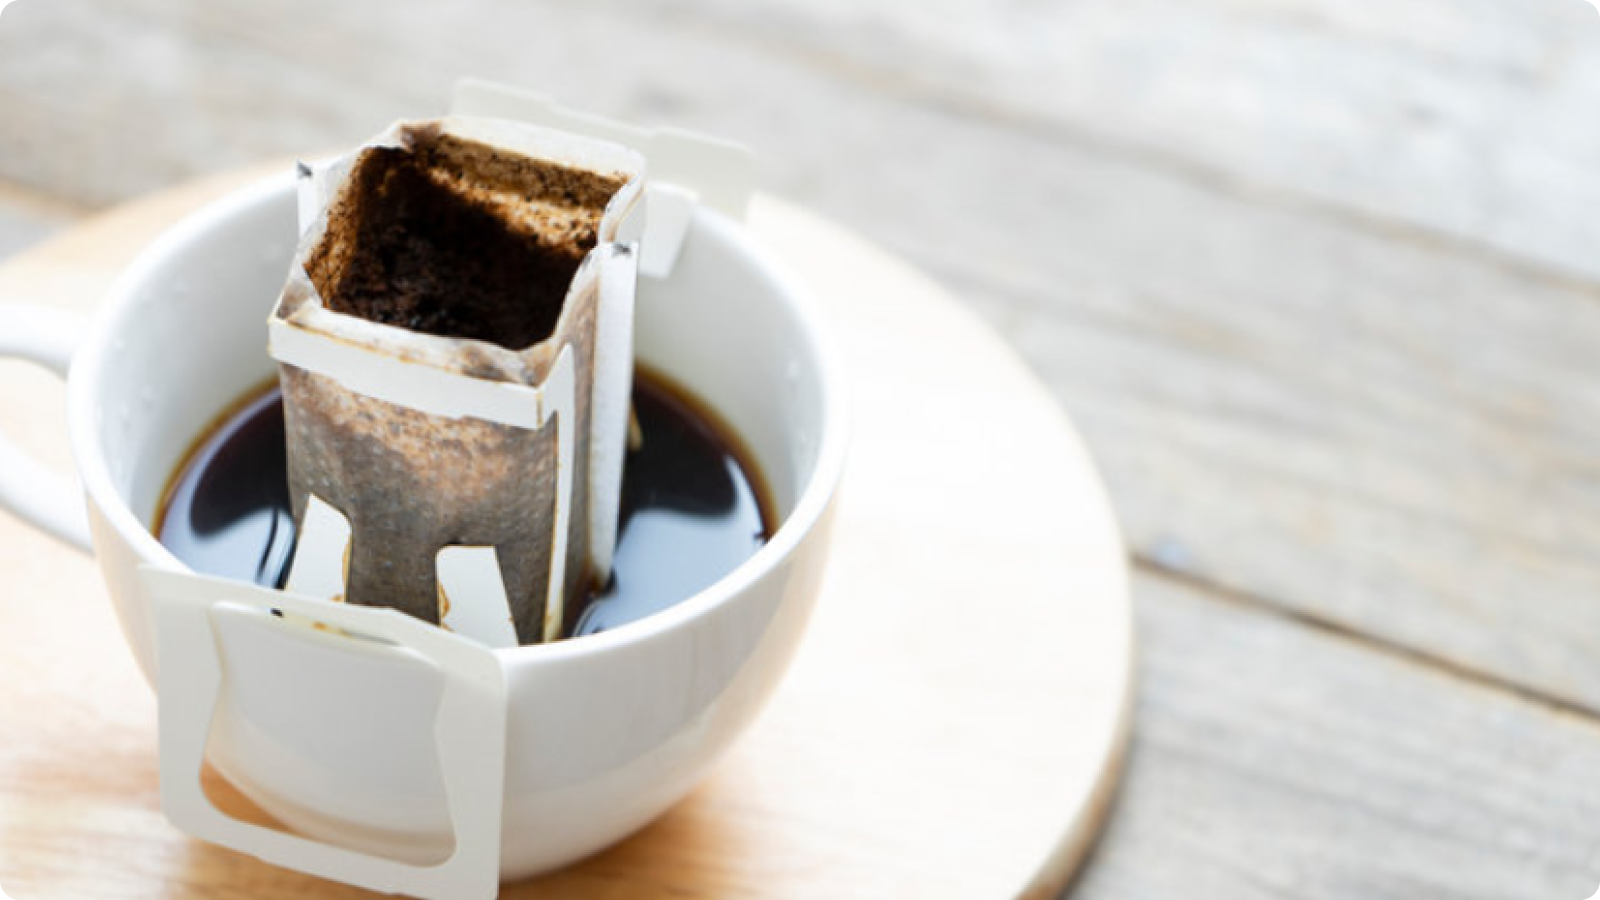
[{"xmin": 269, "ymin": 116, "xmax": 646, "ymax": 647}]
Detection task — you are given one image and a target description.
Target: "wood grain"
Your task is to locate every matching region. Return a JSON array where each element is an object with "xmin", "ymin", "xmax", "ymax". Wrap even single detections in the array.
[
  {"xmin": 10, "ymin": 0, "xmax": 1600, "ymax": 279},
  {"xmin": 0, "ymin": 171, "xmax": 1134, "ymax": 899},
  {"xmin": 627, "ymin": 0, "xmax": 1600, "ymax": 282},
  {"xmin": 1079, "ymin": 571, "xmax": 1600, "ymax": 900}
]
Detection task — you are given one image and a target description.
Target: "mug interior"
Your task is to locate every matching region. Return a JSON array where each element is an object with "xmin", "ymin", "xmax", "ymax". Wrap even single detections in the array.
[{"xmin": 73, "ymin": 174, "xmax": 837, "ymax": 647}]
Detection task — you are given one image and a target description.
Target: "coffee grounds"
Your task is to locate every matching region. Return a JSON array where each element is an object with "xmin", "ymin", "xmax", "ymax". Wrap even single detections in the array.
[{"xmin": 305, "ymin": 130, "xmax": 627, "ymax": 351}]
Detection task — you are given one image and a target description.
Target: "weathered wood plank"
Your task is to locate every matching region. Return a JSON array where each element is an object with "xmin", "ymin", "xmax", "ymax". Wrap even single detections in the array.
[
  {"xmin": 13, "ymin": 0, "xmax": 1600, "ymax": 286},
  {"xmin": 616, "ymin": 0, "xmax": 1600, "ymax": 284},
  {"xmin": 1077, "ymin": 571, "xmax": 1600, "ymax": 900},
  {"xmin": 0, "ymin": 0, "xmax": 421, "ymax": 206},
  {"xmin": 964, "ymin": 131, "xmax": 1600, "ymax": 712}
]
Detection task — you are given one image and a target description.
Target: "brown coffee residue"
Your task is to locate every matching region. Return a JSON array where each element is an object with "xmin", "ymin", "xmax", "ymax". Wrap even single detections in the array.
[{"xmin": 304, "ymin": 128, "xmax": 628, "ymax": 351}]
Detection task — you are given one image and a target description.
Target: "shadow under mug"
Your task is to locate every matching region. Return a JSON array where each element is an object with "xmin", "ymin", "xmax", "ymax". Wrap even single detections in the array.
[{"xmin": 0, "ymin": 174, "xmax": 847, "ymax": 880}]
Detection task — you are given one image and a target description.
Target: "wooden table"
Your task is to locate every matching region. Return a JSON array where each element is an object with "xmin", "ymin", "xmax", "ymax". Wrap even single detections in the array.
[{"xmin": 2, "ymin": 1, "xmax": 1600, "ymax": 897}]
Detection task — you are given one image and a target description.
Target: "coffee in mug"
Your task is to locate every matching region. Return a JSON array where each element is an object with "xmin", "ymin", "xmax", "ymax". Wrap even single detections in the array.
[{"xmin": 156, "ymin": 368, "xmax": 774, "ymax": 638}]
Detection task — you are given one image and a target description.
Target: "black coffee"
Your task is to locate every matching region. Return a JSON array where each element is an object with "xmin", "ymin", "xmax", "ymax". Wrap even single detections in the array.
[{"xmin": 157, "ymin": 369, "xmax": 774, "ymax": 639}]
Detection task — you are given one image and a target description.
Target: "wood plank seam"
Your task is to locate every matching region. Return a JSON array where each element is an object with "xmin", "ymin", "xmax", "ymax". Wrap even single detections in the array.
[{"xmin": 1135, "ymin": 559, "xmax": 1600, "ymax": 727}]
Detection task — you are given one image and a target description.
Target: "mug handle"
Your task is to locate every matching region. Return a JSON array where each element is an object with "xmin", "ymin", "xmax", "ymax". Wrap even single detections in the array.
[{"xmin": 0, "ymin": 304, "xmax": 92, "ymax": 552}]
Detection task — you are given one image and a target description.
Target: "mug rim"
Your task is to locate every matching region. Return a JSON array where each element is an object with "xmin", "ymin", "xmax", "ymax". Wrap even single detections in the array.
[{"xmin": 67, "ymin": 173, "xmax": 850, "ymax": 665}]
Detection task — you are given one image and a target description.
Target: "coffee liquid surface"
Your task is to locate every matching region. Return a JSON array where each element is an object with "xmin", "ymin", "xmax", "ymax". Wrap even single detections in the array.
[{"xmin": 157, "ymin": 371, "xmax": 772, "ymax": 639}]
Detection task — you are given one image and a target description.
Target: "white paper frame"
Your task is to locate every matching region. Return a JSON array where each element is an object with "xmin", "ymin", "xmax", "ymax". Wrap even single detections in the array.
[{"xmin": 143, "ymin": 565, "xmax": 508, "ymax": 900}]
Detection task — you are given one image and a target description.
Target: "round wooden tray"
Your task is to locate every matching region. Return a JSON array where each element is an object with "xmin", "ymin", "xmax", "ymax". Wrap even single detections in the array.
[{"xmin": 0, "ymin": 168, "xmax": 1133, "ymax": 899}]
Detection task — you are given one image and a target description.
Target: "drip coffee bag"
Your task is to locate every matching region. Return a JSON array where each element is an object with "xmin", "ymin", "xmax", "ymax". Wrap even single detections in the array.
[{"xmin": 269, "ymin": 116, "xmax": 645, "ymax": 644}]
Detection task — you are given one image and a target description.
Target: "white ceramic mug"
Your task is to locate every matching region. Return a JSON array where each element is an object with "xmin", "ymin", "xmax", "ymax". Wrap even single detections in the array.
[{"xmin": 0, "ymin": 173, "xmax": 847, "ymax": 882}]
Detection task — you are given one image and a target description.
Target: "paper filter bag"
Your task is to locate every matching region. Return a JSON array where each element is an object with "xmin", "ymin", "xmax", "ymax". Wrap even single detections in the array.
[{"xmin": 268, "ymin": 116, "xmax": 645, "ymax": 645}]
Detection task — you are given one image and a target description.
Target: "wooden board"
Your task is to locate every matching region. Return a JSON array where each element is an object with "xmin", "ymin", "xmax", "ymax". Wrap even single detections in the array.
[
  {"xmin": 644, "ymin": 0, "xmax": 1600, "ymax": 281},
  {"xmin": 1073, "ymin": 572, "xmax": 1600, "ymax": 900},
  {"xmin": 0, "ymin": 169, "xmax": 1134, "ymax": 899}
]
